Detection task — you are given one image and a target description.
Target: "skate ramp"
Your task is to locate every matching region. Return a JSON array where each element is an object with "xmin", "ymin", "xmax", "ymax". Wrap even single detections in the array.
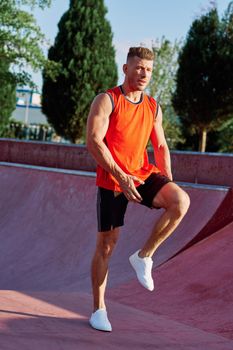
[
  {"xmin": 0, "ymin": 163, "xmax": 228, "ymax": 291},
  {"xmin": 0, "ymin": 162, "xmax": 233, "ymax": 349},
  {"xmin": 108, "ymin": 222, "xmax": 233, "ymax": 340}
]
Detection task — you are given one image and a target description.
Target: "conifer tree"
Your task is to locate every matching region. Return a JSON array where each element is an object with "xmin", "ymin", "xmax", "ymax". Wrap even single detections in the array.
[
  {"xmin": 173, "ymin": 4, "xmax": 233, "ymax": 152},
  {"xmin": 42, "ymin": 0, "xmax": 118, "ymax": 143}
]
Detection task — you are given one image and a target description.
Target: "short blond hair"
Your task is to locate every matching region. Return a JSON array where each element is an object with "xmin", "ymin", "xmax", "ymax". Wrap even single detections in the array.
[{"xmin": 127, "ymin": 47, "xmax": 154, "ymax": 61}]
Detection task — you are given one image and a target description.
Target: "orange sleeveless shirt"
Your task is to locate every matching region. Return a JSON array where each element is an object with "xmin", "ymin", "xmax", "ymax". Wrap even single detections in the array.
[{"xmin": 96, "ymin": 86, "xmax": 160, "ymax": 191}]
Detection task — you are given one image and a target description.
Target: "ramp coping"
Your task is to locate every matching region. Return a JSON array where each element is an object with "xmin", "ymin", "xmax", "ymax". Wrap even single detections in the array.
[
  {"xmin": 0, "ymin": 161, "xmax": 95, "ymax": 178},
  {"xmin": 0, "ymin": 161, "xmax": 229, "ymax": 191}
]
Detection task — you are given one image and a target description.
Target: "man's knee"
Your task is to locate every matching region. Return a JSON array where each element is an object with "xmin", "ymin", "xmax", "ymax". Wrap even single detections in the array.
[
  {"xmin": 169, "ymin": 190, "xmax": 190, "ymax": 219},
  {"xmin": 97, "ymin": 229, "xmax": 119, "ymax": 259}
]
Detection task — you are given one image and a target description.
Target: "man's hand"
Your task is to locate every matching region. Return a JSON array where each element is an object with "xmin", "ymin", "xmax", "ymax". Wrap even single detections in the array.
[{"xmin": 118, "ymin": 175, "xmax": 144, "ymax": 203}]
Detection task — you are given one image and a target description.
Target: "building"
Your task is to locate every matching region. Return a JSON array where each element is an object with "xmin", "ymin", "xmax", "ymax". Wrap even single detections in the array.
[{"xmin": 12, "ymin": 89, "xmax": 48, "ymax": 125}]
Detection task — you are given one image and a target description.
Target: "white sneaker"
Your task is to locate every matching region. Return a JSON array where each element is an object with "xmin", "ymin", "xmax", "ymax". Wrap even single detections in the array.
[
  {"xmin": 89, "ymin": 308, "xmax": 112, "ymax": 332},
  {"xmin": 129, "ymin": 250, "xmax": 154, "ymax": 291}
]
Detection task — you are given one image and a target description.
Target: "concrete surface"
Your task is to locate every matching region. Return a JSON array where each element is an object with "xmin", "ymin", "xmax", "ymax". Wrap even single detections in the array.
[{"xmin": 0, "ymin": 163, "xmax": 232, "ymax": 349}]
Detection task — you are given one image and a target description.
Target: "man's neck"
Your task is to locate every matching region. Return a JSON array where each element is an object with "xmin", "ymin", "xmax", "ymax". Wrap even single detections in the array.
[{"xmin": 121, "ymin": 83, "xmax": 143, "ymax": 103}]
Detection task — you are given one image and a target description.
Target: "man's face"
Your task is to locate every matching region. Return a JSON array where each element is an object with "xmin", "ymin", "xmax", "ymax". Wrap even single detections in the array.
[{"xmin": 123, "ymin": 56, "xmax": 153, "ymax": 91}]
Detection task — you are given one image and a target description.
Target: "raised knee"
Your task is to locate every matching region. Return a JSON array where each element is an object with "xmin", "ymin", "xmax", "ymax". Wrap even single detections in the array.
[{"xmin": 171, "ymin": 191, "xmax": 190, "ymax": 219}]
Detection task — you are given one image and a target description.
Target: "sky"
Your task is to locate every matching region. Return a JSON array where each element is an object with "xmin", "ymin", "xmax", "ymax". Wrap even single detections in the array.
[{"xmin": 31, "ymin": 0, "xmax": 231, "ymax": 91}]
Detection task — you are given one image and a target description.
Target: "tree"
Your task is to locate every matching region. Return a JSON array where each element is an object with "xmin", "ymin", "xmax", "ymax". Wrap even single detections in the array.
[
  {"xmin": 0, "ymin": 60, "xmax": 16, "ymax": 136},
  {"xmin": 0, "ymin": 0, "xmax": 57, "ymax": 136},
  {"xmin": 0, "ymin": 0, "xmax": 54, "ymax": 87},
  {"xmin": 148, "ymin": 38, "xmax": 184, "ymax": 149},
  {"xmin": 42, "ymin": 0, "xmax": 118, "ymax": 143},
  {"xmin": 216, "ymin": 118, "xmax": 233, "ymax": 153},
  {"xmin": 173, "ymin": 4, "xmax": 233, "ymax": 152}
]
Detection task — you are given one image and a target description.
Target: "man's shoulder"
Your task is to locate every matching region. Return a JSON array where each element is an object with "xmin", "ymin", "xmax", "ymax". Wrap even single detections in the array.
[
  {"xmin": 144, "ymin": 94, "xmax": 158, "ymax": 114},
  {"xmin": 106, "ymin": 86, "xmax": 120, "ymax": 96},
  {"xmin": 104, "ymin": 86, "xmax": 121, "ymax": 112},
  {"xmin": 145, "ymin": 93, "xmax": 157, "ymax": 104}
]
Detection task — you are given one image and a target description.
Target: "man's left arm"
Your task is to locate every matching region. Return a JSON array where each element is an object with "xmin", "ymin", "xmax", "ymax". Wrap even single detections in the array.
[{"xmin": 150, "ymin": 105, "xmax": 173, "ymax": 180}]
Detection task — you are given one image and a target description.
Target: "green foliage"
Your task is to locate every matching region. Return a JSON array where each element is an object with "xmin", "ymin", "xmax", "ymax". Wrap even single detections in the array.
[
  {"xmin": 42, "ymin": 0, "xmax": 118, "ymax": 143},
  {"xmin": 218, "ymin": 2, "xmax": 233, "ymax": 119},
  {"xmin": 0, "ymin": 0, "xmax": 59, "ymax": 136},
  {"xmin": 0, "ymin": 0, "xmax": 55, "ymax": 87},
  {"xmin": 162, "ymin": 106, "xmax": 184, "ymax": 150},
  {"xmin": 173, "ymin": 3, "xmax": 233, "ymax": 152},
  {"xmin": 149, "ymin": 37, "xmax": 181, "ymax": 105},
  {"xmin": 17, "ymin": 0, "xmax": 51, "ymax": 9},
  {"xmin": 0, "ymin": 60, "xmax": 16, "ymax": 136},
  {"xmin": 215, "ymin": 117, "xmax": 233, "ymax": 153},
  {"xmin": 4, "ymin": 119, "xmax": 55, "ymax": 141},
  {"xmin": 149, "ymin": 37, "xmax": 184, "ymax": 149}
]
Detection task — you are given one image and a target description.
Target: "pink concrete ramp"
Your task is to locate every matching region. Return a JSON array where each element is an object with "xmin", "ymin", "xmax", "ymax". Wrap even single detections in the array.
[
  {"xmin": 0, "ymin": 163, "xmax": 233, "ymax": 349},
  {"xmin": 0, "ymin": 164, "xmax": 228, "ymax": 291},
  {"xmin": 1, "ymin": 290, "xmax": 233, "ymax": 350},
  {"xmin": 108, "ymin": 222, "xmax": 233, "ymax": 341}
]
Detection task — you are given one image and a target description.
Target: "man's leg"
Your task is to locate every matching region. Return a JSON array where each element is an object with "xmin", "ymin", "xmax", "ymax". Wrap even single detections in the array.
[
  {"xmin": 90, "ymin": 227, "xmax": 120, "ymax": 331},
  {"xmin": 90, "ymin": 186, "xmax": 128, "ymax": 330},
  {"xmin": 129, "ymin": 182, "xmax": 190, "ymax": 290},
  {"xmin": 140, "ymin": 182, "xmax": 190, "ymax": 258},
  {"xmin": 91, "ymin": 228, "xmax": 120, "ymax": 311}
]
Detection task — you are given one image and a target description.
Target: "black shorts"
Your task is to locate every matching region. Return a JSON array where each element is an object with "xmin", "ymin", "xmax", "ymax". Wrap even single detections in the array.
[{"xmin": 97, "ymin": 172, "xmax": 172, "ymax": 232}]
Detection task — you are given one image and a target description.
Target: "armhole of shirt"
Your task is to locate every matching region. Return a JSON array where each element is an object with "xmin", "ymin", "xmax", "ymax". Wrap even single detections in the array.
[
  {"xmin": 105, "ymin": 92, "xmax": 115, "ymax": 113},
  {"xmin": 148, "ymin": 95, "xmax": 159, "ymax": 120},
  {"xmin": 155, "ymin": 102, "xmax": 160, "ymax": 120},
  {"xmin": 104, "ymin": 92, "xmax": 114, "ymax": 148}
]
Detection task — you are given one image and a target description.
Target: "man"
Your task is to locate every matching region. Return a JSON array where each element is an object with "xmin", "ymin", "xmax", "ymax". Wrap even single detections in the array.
[{"xmin": 86, "ymin": 47, "xmax": 190, "ymax": 332}]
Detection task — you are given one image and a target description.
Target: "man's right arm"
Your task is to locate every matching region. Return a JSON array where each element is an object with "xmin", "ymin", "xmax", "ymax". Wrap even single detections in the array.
[
  {"xmin": 86, "ymin": 93, "xmax": 126, "ymax": 182},
  {"xmin": 86, "ymin": 93, "xmax": 143, "ymax": 202}
]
